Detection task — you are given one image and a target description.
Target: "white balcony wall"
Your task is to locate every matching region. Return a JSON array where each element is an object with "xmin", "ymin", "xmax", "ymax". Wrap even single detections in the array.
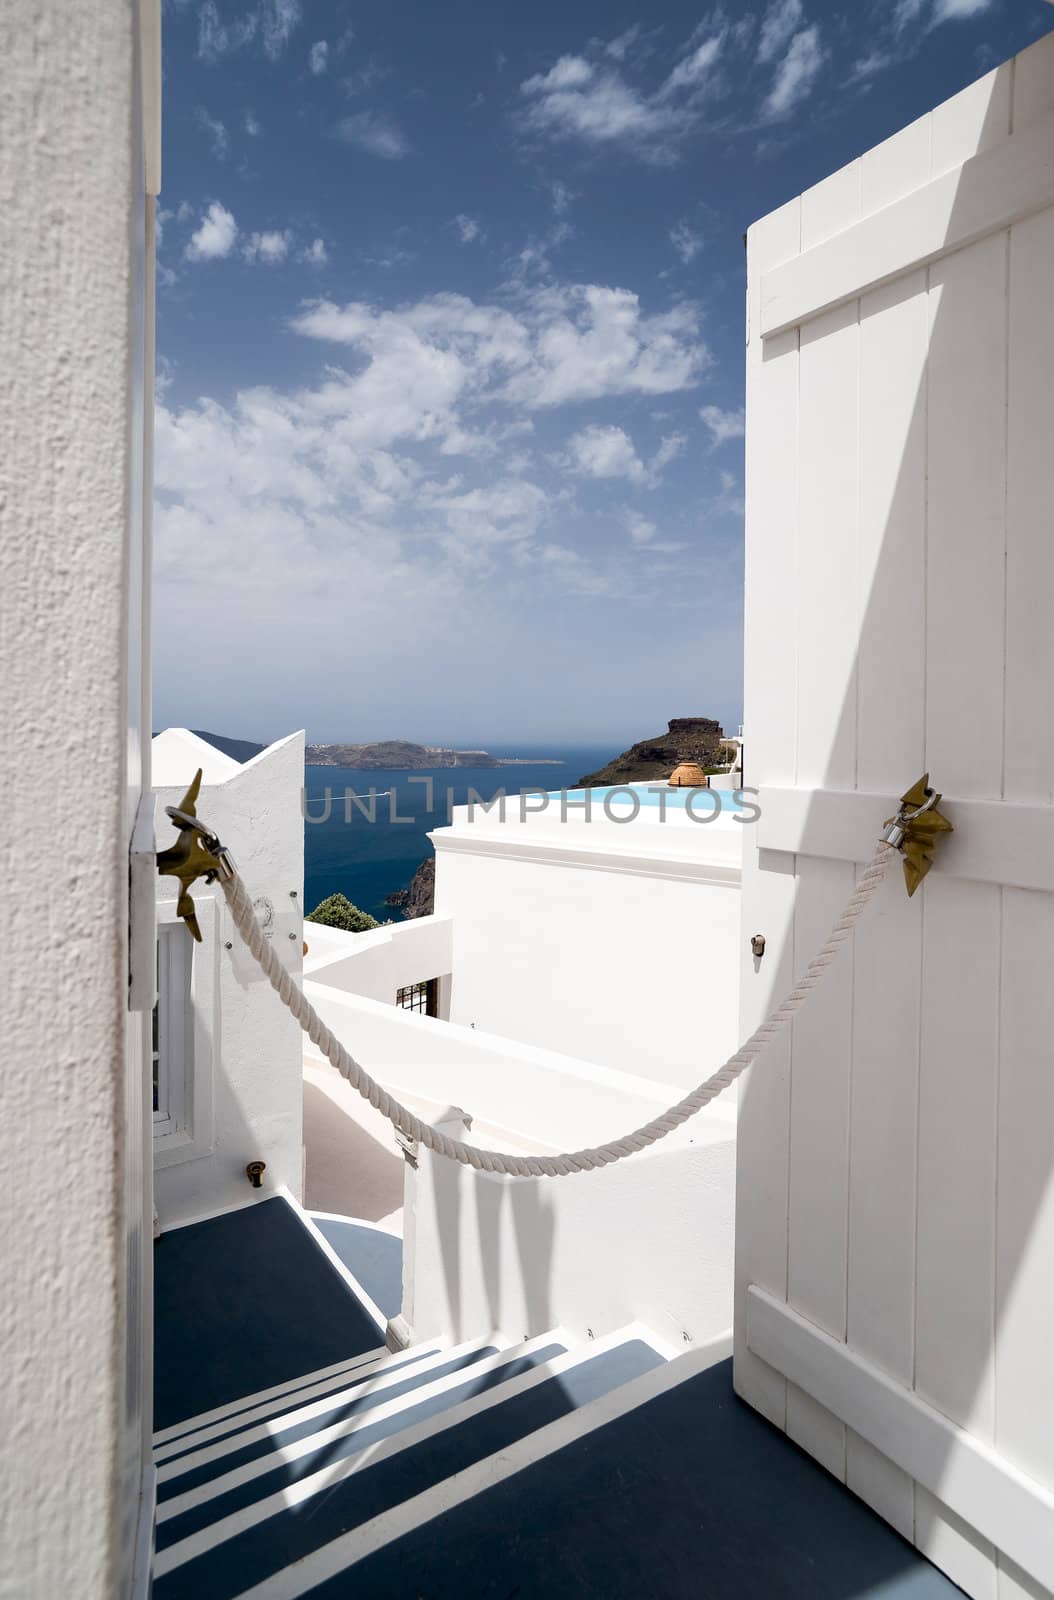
[
  {"xmin": 737, "ymin": 34, "xmax": 1054, "ymax": 1600},
  {"xmin": 153, "ymin": 731, "xmax": 306, "ymax": 1229},
  {"xmin": 301, "ymin": 988, "xmax": 736, "ymax": 1350},
  {"xmin": 304, "ymin": 914, "xmax": 453, "ymax": 1004},
  {"xmin": 432, "ymin": 803, "xmax": 744, "ymax": 1088}
]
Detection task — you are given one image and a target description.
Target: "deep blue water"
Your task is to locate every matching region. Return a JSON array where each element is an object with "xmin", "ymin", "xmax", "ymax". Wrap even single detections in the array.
[{"xmin": 303, "ymin": 744, "xmax": 617, "ymax": 922}]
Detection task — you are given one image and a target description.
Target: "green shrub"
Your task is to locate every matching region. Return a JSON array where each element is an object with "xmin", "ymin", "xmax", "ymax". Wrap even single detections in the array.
[{"xmin": 306, "ymin": 893, "xmax": 379, "ymax": 933}]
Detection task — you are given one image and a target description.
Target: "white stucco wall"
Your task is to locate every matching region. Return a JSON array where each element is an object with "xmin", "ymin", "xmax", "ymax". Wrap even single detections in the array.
[
  {"xmin": 0, "ymin": 2, "xmax": 156, "ymax": 1594},
  {"xmin": 433, "ymin": 804, "xmax": 744, "ymax": 1087},
  {"xmin": 153, "ymin": 732, "xmax": 307, "ymax": 1228}
]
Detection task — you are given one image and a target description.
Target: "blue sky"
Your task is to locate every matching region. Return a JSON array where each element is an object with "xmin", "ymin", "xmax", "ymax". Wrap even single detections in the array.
[{"xmin": 153, "ymin": 0, "xmax": 1052, "ymax": 746}]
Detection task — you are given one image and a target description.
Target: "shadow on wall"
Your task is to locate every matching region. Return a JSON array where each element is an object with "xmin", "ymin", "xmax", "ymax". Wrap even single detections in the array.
[
  {"xmin": 428, "ymin": 1156, "xmax": 557, "ymax": 1343},
  {"xmin": 302, "ymin": 1072, "xmax": 404, "ymax": 1223}
]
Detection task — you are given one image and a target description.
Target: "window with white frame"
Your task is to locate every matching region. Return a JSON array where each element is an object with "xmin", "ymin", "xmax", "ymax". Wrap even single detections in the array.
[{"xmin": 153, "ymin": 922, "xmax": 193, "ymax": 1144}]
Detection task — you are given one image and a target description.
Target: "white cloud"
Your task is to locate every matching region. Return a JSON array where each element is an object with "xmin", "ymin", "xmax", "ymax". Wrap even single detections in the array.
[
  {"xmin": 525, "ymin": 56, "xmax": 595, "ymax": 93},
  {"xmin": 566, "ymin": 425, "xmax": 684, "ymax": 487},
  {"xmin": 568, "ymin": 425, "xmax": 647, "ymax": 483},
  {"xmin": 243, "ymin": 229, "xmax": 292, "ymax": 263},
  {"xmin": 336, "ymin": 111, "xmax": 410, "ymax": 159},
  {"xmin": 757, "ymin": 0, "xmax": 804, "ymax": 64},
  {"xmin": 454, "ymin": 214, "xmax": 483, "ymax": 244},
  {"xmin": 549, "ymin": 180, "xmax": 574, "ymax": 215},
  {"xmin": 932, "ymin": 0, "xmax": 991, "ymax": 17},
  {"xmin": 700, "ymin": 404, "xmax": 745, "ymax": 446},
  {"xmin": 309, "ymin": 39, "xmax": 328, "ymax": 74},
  {"xmin": 184, "ymin": 202, "xmax": 238, "ymax": 261},
  {"xmin": 651, "ymin": 432, "xmax": 685, "ymax": 474},
  {"xmin": 196, "ymin": 0, "xmax": 301, "ymax": 63},
  {"xmin": 503, "ymin": 285, "xmax": 707, "ymax": 408},
  {"xmin": 301, "ymin": 237, "xmax": 328, "ymax": 266},
  {"xmin": 849, "ymin": 50, "xmax": 889, "ymax": 82},
  {"xmin": 152, "ymin": 266, "xmax": 721, "ymax": 722},
  {"xmin": 670, "ymin": 220, "xmax": 703, "ymax": 263},
  {"xmin": 154, "ymin": 277, "xmax": 706, "ymax": 643},
  {"xmin": 519, "ymin": 31, "xmax": 724, "ymax": 159},
  {"xmin": 198, "ymin": 1, "xmax": 257, "ymax": 63},
  {"xmin": 659, "ymin": 36, "xmax": 723, "ymax": 97},
  {"xmin": 605, "ymin": 26, "xmax": 643, "ymax": 62},
  {"xmin": 623, "ymin": 507, "xmax": 686, "ymax": 554},
  {"xmin": 762, "ymin": 25, "xmax": 824, "ymax": 120},
  {"xmin": 532, "ymin": 542, "xmax": 612, "ymax": 595},
  {"xmin": 625, "ymin": 511, "xmax": 656, "ymax": 545},
  {"xmin": 293, "ymin": 284, "xmax": 709, "ymax": 415},
  {"xmin": 195, "ymin": 107, "xmax": 229, "ymax": 158},
  {"xmin": 261, "ymin": 0, "xmax": 301, "ymax": 60},
  {"xmin": 244, "ymin": 109, "xmax": 261, "ymax": 136},
  {"xmin": 420, "ymin": 478, "xmax": 553, "ymax": 560},
  {"xmin": 892, "ymin": 0, "xmax": 925, "ymax": 28}
]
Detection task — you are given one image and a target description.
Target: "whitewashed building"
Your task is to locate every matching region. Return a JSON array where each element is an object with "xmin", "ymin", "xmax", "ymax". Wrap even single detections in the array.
[
  {"xmin": 2, "ymin": 7, "xmax": 1054, "ymax": 1600},
  {"xmin": 152, "ymin": 728, "xmax": 305, "ymax": 1229}
]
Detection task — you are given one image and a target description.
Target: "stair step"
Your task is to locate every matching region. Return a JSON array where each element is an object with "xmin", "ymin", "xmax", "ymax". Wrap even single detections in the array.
[
  {"xmin": 154, "ymin": 1335, "xmax": 567, "ymax": 1572},
  {"xmin": 284, "ymin": 1347, "xmax": 962, "ymax": 1600},
  {"xmin": 152, "ymin": 1329, "xmax": 665, "ymax": 1598},
  {"xmin": 154, "ymin": 1198, "xmax": 385, "ymax": 1435},
  {"xmin": 154, "ymin": 1341, "xmax": 439, "ymax": 1464},
  {"xmin": 156, "ymin": 1336, "xmax": 511, "ymax": 1517}
]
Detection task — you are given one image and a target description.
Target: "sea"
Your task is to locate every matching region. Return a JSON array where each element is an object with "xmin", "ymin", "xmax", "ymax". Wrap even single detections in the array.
[{"xmin": 303, "ymin": 743, "xmax": 619, "ymax": 923}]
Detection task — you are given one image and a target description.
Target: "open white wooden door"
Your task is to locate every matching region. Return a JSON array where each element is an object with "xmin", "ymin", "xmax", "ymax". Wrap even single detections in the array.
[{"xmin": 736, "ymin": 34, "xmax": 1054, "ymax": 1600}]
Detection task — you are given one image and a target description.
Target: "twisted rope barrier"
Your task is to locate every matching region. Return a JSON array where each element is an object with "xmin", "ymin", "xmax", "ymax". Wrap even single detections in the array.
[{"xmin": 220, "ymin": 838, "xmax": 895, "ymax": 1179}]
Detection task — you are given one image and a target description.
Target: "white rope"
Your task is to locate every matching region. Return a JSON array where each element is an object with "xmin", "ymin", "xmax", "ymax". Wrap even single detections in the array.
[{"xmin": 221, "ymin": 839, "xmax": 895, "ymax": 1179}]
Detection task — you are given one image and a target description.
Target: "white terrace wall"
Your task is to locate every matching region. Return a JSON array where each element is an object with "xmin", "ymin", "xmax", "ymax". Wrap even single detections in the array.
[
  {"xmin": 736, "ymin": 36, "xmax": 1054, "ymax": 1600},
  {"xmin": 153, "ymin": 732, "xmax": 306, "ymax": 1228}
]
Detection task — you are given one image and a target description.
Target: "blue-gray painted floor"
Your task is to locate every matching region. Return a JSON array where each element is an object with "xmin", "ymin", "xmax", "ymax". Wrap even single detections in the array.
[
  {"xmin": 314, "ymin": 1358, "xmax": 966, "ymax": 1600},
  {"xmin": 153, "ymin": 1340, "xmax": 665, "ymax": 1599},
  {"xmin": 309, "ymin": 1216, "xmax": 402, "ymax": 1319},
  {"xmin": 154, "ymin": 1201, "xmax": 966, "ymax": 1600},
  {"xmin": 154, "ymin": 1198, "xmax": 383, "ymax": 1431}
]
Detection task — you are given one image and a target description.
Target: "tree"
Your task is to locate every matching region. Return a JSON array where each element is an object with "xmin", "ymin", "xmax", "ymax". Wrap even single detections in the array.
[{"xmin": 306, "ymin": 893, "xmax": 379, "ymax": 933}]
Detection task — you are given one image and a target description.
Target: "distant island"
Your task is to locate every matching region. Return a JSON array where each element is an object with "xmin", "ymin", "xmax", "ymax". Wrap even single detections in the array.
[{"xmin": 305, "ymin": 739, "xmax": 562, "ymax": 770}]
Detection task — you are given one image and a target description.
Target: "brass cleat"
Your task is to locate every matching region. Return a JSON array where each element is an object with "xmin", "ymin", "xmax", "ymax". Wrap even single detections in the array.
[
  {"xmin": 882, "ymin": 774, "xmax": 954, "ymax": 897},
  {"xmin": 156, "ymin": 769, "xmax": 235, "ymax": 940}
]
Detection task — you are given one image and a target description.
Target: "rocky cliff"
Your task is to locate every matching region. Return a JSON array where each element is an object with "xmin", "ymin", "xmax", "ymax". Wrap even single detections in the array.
[
  {"xmin": 577, "ymin": 717, "xmax": 724, "ymax": 786},
  {"xmin": 385, "ymin": 855, "xmax": 435, "ymax": 919}
]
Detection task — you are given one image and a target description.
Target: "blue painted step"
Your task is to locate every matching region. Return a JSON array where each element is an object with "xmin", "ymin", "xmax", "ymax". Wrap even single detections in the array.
[
  {"xmin": 154, "ymin": 1199, "xmax": 383, "ymax": 1433},
  {"xmin": 308, "ymin": 1217, "xmax": 402, "ymax": 1320},
  {"xmin": 153, "ymin": 1337, "xmax": 664, "ymax": 1600},
  {"xmin": 154, "ymin": 1342, "xmax": 568, "ymax": 1570},
  {"xmin": 155, "ymin": 1342, "xmax": 443, "ymax": 1466},
  {"xmin": 156, "ymin": 1341, "xmax": 506, "ymax": 1519},
  {"xmin": 321, "ymin": 1356, "xmax": 965, "ymax": 1600}
]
